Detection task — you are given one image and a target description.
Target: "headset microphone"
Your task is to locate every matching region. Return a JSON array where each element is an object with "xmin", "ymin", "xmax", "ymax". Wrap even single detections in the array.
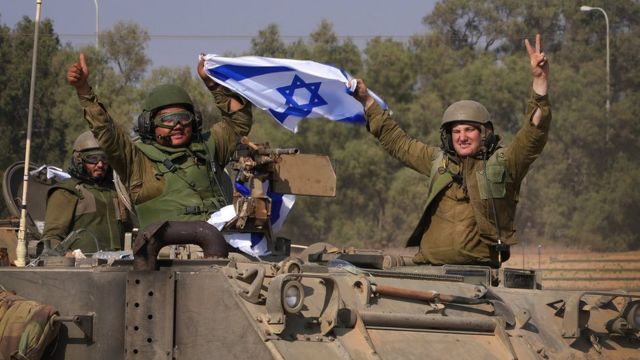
[{"xmin": 157, "ymin": 134, "xmax": 172, "ymax": 143}]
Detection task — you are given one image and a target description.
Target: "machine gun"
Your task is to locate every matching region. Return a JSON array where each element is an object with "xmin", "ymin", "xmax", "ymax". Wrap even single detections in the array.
[{"xmin": 223, "ymin": 137, "xmax": 336, "ymax": 254}]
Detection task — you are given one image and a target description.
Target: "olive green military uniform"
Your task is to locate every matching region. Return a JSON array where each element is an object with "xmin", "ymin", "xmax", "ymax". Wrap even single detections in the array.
[
  {"xmin": 42, "ymin": 177, "xmax": 126, "ymax": 252},
  {"xmin": 77, "ymin": 87, "xmax": 252, "ymax": 229},
  {"xmin": 365, "ymin": 92, "xmax": 551, "ymax": 266}
]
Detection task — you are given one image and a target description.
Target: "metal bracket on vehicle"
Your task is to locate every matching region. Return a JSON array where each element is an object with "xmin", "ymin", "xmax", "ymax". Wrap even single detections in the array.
[
  {"xmin": 562, "ymin": 291, "xmax": 640, "ymax": 339},
  {"xmin": 54, "ymin": 313, "xmax": 95, "ymax": 341},
  {"xmin": 237, "ymin": 265, "xmax": 266, "ymax": 304},
  {"xmin": 263, "ymin": 273, "xmax": 344, "ymax": 336}
]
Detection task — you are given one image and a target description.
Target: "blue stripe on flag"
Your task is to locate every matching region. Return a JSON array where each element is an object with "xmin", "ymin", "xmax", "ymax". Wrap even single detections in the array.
[
  {"xmin": 235, "ymin": 181, "xmax": 250, "ymax": 196},
  {"xmin": 270, "ymin": 192, "xmax": 283, "ymax": 224},
  {"xmin": 210, "ymin": 65, "xmax": 293, "ymax": 81},
  {"xmin": 250, "ymin": 233, "xmax": 264, "ymax": 247},
  {"xmin": 335, "ymin": 113, "xmax": 366, "ymax": 124},
  {"xmin": 269, "ymin": 108, "xmax": 312, "ymax": 123}
]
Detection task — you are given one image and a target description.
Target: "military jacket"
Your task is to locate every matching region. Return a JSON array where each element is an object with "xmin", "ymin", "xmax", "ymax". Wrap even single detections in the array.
[
  {"xmin": 78, "ymin": 86, "xmax": 252, "ymax": 229},
  {"xmin": 133, "ymin": 139, "xmax": 227, "ymax": 229},
  {"xmin": 365, "ymin": 93, "xmax": 551, "ymax": 266},
  {"xmin": 41, "ymin": 177, "xmax": 126, "ymax": 252}
]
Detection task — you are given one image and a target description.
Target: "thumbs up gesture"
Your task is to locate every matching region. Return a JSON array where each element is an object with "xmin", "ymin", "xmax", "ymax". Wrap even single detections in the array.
[{"xmin": 67, "ymin": 53, "xmax": 91, "ymax": 95}]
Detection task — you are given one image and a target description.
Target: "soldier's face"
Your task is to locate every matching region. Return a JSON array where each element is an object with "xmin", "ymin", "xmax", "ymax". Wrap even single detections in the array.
[
  {"xmin": 154, "ymin": 106, "xmax": 193, "ymax": 147},
  {"xmin": 84, "ymin": 160, "xmax": 107, "ymax": 180},
  {"xmin": 451, "ymin": 123, "xmax": 481, "ymax": 157}
]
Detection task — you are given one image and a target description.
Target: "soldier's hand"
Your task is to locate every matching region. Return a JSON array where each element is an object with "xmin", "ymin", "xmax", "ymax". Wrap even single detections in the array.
[
  {"xmin": 67, "ymin": 53, "xmax": 91, "ymax": 95},
  {"xmin": 351, "ymin": 79, "xmax": 374, "ymax": 110},
  {"xmin": 525, "ymin": 34, "xmax": 548, "ymax": 96},
  {"xmin": 198, "ymin": 55, "xmax": 218, "ymax": 89},
  {"xmin": 525, "ymin": 34, "xmax": 548, "ymax": 78}
]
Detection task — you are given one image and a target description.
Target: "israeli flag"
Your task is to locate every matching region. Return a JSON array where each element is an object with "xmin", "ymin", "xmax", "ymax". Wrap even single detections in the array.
[
  {"xmin": 207, "ymin": 181, "xmax": 295, "ymax": 257},
  {"xmin": 202, "ymin": 54, "xmax": 386, "ymax": 132}
]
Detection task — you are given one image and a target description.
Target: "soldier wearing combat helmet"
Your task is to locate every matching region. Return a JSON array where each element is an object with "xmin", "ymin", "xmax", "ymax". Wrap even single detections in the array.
[
  {"xmin": 352, "ymin": 34, "xmax": 551, "ymax": 267},
  {"xmin": 41, "ymin": 131, "xmax": 130, "ymax": 253},
  {"xmin": 66, "ymin": 53, "xmax": 252, "ymax": 230}
]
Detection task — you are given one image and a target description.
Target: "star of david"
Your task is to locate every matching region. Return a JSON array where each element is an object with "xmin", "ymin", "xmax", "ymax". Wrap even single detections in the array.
[{"xmin": 276, "ymin": 74, "xmax": 328, "ymax": 113}]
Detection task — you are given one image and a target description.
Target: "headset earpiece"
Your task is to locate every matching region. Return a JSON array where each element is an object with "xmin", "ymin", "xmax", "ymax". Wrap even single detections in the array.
[
  {"xmin": 440, "ymin": 126, "xmax": 455, "ymax": 155},
  {"xmin": 194, "ymin": 110, "xmax": 203, "ymax": 133},
  {"xmin": 136, "ymin": 110, "xmax": 154, "ymax": 143},
  {"xmin": 482, "ymin": 133, "xmax": 499, "ymax": 154}
]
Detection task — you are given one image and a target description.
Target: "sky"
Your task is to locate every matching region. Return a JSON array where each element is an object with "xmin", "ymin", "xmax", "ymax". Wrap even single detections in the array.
[{"xmin": 3, "ymin": 0, "xmax": 438, "ymax": 69}]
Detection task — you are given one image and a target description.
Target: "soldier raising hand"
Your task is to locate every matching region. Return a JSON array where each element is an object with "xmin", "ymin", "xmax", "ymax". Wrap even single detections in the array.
[
  {"xmin": 351, "ymin": 34, "xmax": 552, "ymax": 268},
  {"xmin": 65, "ymin": 51, "xmax": 253, "ymax": 236}
]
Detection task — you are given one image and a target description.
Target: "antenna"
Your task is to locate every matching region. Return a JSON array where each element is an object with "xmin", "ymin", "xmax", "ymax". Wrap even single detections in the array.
[{"xmin": 15, "ymin": 0, "xmax": 43, "ymax": 267}]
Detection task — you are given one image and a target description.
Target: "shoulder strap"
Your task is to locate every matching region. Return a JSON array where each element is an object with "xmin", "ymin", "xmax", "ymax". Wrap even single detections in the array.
[
  {"xmin": 135, "ymin": 142, "xmax": 190, "ymax": 175},
  {"xmin": 429, "ymin": 150, "xmax": 445, "ymax": 180},
  {"xmin": 426, "ymin": 149, "xmax": 453, "ymax": 204},
  {"xmin": 406, "ymin": 150, "xmax": 453, "ymax": 247},
  {"xmin": 487, "ymin": 147, "xmax": 506, "ymax": 167}
]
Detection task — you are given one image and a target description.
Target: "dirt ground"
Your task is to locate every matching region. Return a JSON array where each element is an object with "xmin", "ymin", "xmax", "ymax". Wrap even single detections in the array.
[
  {"xmin": 382, "ymin": 245, "xmax": 640, "ymax": 291},
  {"xmin": 502, "ymin": 246, "xmax": 640, "ymax": 291}
]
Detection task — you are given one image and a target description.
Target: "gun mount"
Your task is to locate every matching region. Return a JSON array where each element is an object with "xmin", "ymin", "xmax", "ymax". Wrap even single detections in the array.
[{"xmin": 224, "ymin": 137, "xmax": 336, "ymax": 254}]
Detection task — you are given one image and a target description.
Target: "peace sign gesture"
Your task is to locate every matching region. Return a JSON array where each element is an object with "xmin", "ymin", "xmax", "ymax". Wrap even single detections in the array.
[{"xmin": 525, "ymin": 34, "xmax": 549, "ymax": 96}]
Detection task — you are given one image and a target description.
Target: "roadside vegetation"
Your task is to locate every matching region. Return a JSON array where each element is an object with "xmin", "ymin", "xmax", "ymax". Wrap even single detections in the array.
[{"xmin": 1, "ymin": 0, "xmax": 639, "ymax": 252}]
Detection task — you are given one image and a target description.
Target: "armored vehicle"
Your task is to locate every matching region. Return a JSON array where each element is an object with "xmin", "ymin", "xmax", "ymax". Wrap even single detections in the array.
[{"xmin": 0, "ymin": 142, "xmax": 639, "ymax": 360}]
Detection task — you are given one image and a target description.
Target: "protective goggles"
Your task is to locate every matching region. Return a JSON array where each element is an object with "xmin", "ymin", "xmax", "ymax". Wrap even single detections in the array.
[
  {"xmin": 81, "ymin": 152, "xmax": 108, "ymax": 164},
  {"xmin": 154, "ymin": 111, "xmax": 194, "ymax": 129}
]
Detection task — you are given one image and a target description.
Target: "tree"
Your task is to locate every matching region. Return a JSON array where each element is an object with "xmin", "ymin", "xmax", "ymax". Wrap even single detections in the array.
[
  {"xmin": 100, "ymin": 21, "xmax": 151, "ymax": 88},
  {"xmin": 308, "ymin": 20, "xmax": 363, "ymax": 76},
  {"xmin": 0, "ymin": 16, "xmax": 65, "ymax": 170},
  {"xmin": 3, "ymin": 1, "xmax": 639, "ymax": 252},
  {"xmin": 364, "ymin": 37, "xmax": 415, "ymax": 104},
  {"xmin": 251, "ymin": 23, "xmax": 287, "ymax": 57}
]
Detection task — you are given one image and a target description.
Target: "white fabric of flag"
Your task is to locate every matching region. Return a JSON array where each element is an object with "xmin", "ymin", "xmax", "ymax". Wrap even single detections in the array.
[
  {"xmin": 202, "ymin": 54, "xmax": 386, "ymax": 132},
  {"xmin": 207, "ymin": 181, "xmax": 295, "ymax": 257},
  {"xmin": 30, "ymin": 165, "xmax": 71, "ymax": 181}
]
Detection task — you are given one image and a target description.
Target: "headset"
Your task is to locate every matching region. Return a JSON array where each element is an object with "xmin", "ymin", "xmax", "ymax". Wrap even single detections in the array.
[
  {"xmin": 481, "ymin": 132, "xmax": 500, "ymax": 154},
  {"xmin": 135, "ymin": 108, "xmax": 204, "ymax": 143}
]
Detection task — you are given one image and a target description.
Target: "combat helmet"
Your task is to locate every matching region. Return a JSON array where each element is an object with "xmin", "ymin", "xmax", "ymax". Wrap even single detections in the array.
[
  {"xmin": 439, "ymin": 100, "xmax": 498, "ymax": 156},
  {"xmin": 69, "ymin": 131, "xmax": 109, "ymax": 180},
  {"xmin": 73, "ymin": 130, "xmax": 101, "ymax": 153},
  {"xmin": 136, "ymin": 84, "xmax": 202, "ymax": 143}
]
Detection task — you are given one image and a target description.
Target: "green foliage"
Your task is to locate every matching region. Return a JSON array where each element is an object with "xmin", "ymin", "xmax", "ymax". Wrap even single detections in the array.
[
  {"xmin": 364, "ymin": 38, "xmax": 415, "ymax": 104},
  {"xmin": 251, "ymin": 24, "xmax": 287, "ymax": 57},
  {"xmin": 1, "ymin": 0, "xmax": 639, "ymax": 251},
  {"xmin": 0, "ymin": 17, "xmax": 65, "ymax": 168},
  {"xmin": 99, "ymin": 21, "xmax": 150, "ymax": 87}
]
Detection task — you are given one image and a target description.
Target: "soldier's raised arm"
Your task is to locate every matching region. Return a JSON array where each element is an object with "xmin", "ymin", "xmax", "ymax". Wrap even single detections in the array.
[
  {"xmin": 350, "ymin": 78, "xmax": 433, "ymax": 175},
  {"xmin": 202, "ymin": 56, "xmax": 254, "ymax": 165},
  {"xmin": 67, "ymin": 53, "xmax": 91, "ymax": 96},
  {"xmin": 65, "ymin": 52, "xmax": 139, "ymax": 186},
  {"xmin": 197, "ymin": 56, "xmax": 244, "ymax": 113},
  {"xmin": 525, "ymin": 34, "xmax": 549, "ymax": 126}
]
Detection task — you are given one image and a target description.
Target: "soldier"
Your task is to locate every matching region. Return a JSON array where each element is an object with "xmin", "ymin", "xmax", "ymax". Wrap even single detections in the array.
[
  {"xmin": 41, "ymin": 131, "xmax": 129, "ymax": 253},
  {"xmin": 352, "ymin": 34, "xmax": 550, "ymax": 268},
  {"xmin": 66, "ymin": 54, "xmax": 252, "ymax": 230}
]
